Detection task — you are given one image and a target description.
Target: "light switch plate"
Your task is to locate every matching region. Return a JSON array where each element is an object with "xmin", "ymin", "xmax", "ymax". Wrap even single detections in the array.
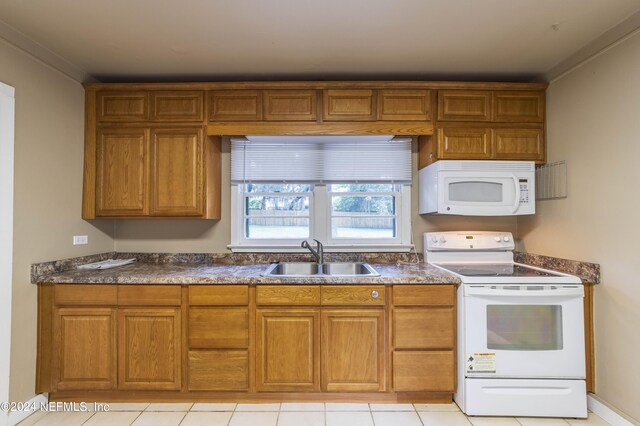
[{"xmin": 73, "ymin": 235, "xmax": 88, "ymax": 245}]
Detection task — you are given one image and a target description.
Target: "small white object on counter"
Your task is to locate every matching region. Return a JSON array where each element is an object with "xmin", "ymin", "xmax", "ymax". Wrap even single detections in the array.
[{"xmin": 77, "ymin": 258, "xmax": 136, "ymax": 270}]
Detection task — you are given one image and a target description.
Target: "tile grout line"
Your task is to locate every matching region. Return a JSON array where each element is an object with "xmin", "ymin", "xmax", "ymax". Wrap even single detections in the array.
[{"xmin": 128, "ymin": 411, "xmax": 144, "ymax": 426}]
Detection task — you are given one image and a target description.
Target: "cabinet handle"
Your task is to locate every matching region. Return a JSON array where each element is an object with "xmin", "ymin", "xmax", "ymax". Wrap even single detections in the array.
[{"xmin": 371, "ymin": 290, "xmax": 379, "ymax": 299}]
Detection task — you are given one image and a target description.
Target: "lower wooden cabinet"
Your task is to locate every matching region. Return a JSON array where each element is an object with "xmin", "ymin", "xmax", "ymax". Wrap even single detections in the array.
[
  {"xmin": 52, "ymin": 307, "xmax": 117, "ymax": 391},
  {"xmin": 256, "ymin": 309, "xmax": 321, "ymax": 392},
  {"xmin": 321, "ymin": 309, "xmax": 385, "ymax": 392},
  {"xmin": 42, "ymin": 284, "xmax": 460, "ymax": 399},
  {"xmin": 118, "ymin": 308, "xmax": 182, "ymax": 390}
]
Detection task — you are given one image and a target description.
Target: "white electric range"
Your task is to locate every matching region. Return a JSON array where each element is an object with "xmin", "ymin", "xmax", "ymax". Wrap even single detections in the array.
[{"xmin": 425, "ymin": 231, "xmax": 587, "ymax": 418}]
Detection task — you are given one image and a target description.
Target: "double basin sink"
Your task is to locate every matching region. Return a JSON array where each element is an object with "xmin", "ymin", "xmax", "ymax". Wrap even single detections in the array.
[{"xmin": 263, "ymin": 262, "xmax": 380, "ymax": 277}]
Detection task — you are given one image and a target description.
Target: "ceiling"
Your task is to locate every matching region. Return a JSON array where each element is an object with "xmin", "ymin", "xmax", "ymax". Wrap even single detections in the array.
[{"xmin": 0, "ymin": 0, "xmax": 639, "ymax": 82}]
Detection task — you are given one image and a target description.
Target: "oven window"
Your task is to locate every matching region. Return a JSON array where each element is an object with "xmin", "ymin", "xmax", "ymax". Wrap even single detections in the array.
[
  {"xmin": 449, "ymin": 181, "xmax": 502, "ymax": 202},
  {"xmin": 487, "ymin": 305, "xmax": 563, "ymax": 350}
]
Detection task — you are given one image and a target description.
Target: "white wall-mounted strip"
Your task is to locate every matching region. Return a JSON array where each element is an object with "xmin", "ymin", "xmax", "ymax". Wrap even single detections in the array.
[
  {"xmin": 6, "ymin": 394, "xmax": 48, "ymax": 426},
  {"xmin": 587, "ymin": 394, "xmax": 636, "ymax": 426}
]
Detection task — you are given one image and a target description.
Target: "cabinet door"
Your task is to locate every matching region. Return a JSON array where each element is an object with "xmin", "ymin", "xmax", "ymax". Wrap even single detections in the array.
[
  {"xmin": 150, "ymin": 127, "xmax": 203, "ymax": 216},
  {"xmin": 437, "ymin": 126, "xmax": 492, "ymax": 160},
  {"xmin": 52, "ymin": 308, "xmax": 116, "ymax": 391},
  {"xmin": 209, "ymin": 90, "xmax": 262, "ymax": 121},
  {"xmin": 263, "ymin": 90, "xmax": 318, "ymax": 121},
  {"xmin": 150, "ymin": 91, "xmax": 204, "ymax": 122},
  {"xmin": 321, "ymin": 309, "xmax": 385, "ymax": 392},
  {"xmin": 118, "ymin": 308, "xmax": 181, "ymax": 390},
  {"xmin": 323, "ymin": 89, "xmax": 376, "ymax": 121},
  {"xmin": 96, "ymin": 127, "xmax": 149, "ymax": 217},
  {"xmin": 256, "ymin": 309, "xmax": 320, "ymax": 392},
  {"xmin": 493, "ymin": 127, "xmax": 545, "ymax": 162},
  {"xmin": 97, "ymin": 91, "xmax": 147, "ymax": 122},
  {"xmin": 378, "ymin": 89, "xmax": 431, "ymax": 121},
  {"xmin": 493, "ymin": 91, "xmax": 544, "ymax": 123},
  {"xmin": 437, "ymin": 90, "xmax": 491, "ymax": 121}
]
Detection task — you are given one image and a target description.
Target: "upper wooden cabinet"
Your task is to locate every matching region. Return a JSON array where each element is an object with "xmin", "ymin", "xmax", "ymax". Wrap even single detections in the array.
[
  {"xmin": 97, "ymin": 91, "xmax": 148, "ymax": 122},
  {"xmin": 150, "ymin": 127, "xmax": 204, "ymax": 216},
  {"xmin": 378, "ymin": 89, "xmax": 431, "ymax": 121},
  {"xmin": 438, "ymin": 90, "xmax": 491, "ymax": 122},
  {"xmin": 95, "ymin": 127, "xmax": 149, "ymax": 217},
  {"xmin": 209, "ymin": 90, "xmax": 262, "ymax": 121},
  {"xmin": 323, "ymin": 89, "xmax": 377, "ymax": 121},
  {"xmin": 150, "ymin": 91, "xmax": 204, "ymax": 122},
  {"xmin": 493, "ymin": 91, "xmax": 544, "ymax": 123},
  {"xmin": 436, "ymin": 126, "xmax": 493, "ymax": 160},
  {"xmin": 493, "ymin": 127, "xmax": 545, "ymax": 161},
  {"xmin": 263, "ymin": 90, "xmax": 318, "ymax": 121}
]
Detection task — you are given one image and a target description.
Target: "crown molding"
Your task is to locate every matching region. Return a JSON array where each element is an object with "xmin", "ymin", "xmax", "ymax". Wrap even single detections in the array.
[
  {"xmin": 546, "ymin": 9, "xmax": 640, "ymax": 83},
  {"xmin": 0, "ymin": 18, "xmax": 95, "ymax": 83}
]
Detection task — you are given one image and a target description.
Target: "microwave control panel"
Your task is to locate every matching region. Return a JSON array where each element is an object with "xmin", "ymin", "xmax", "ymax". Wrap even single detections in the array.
[{"xmin": 519, "ymin": 179, "xmax": 530, "ymax": 203}]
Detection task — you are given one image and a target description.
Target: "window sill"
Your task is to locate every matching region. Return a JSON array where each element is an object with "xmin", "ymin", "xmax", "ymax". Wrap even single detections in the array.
[{"xmin": 228, "ymin": 244, "xmax": 413, "ymax": 253}]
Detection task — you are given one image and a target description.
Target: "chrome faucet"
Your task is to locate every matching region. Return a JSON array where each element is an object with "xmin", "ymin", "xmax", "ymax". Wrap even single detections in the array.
[{"xmin": 301, "ymin": 239, "xmax": 324, "ymax": 264}]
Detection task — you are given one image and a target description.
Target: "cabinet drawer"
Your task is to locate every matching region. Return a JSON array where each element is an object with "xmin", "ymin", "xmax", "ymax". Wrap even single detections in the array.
[
  {"xmin": 256, "ymin": 285, "xmax": 320, "ymax": 305},
  {"xmin": 188, "ymin": 350, "xmax": 248, "ymax": 391},
  {"xmin": 323, "ymin": 89, "xmax": 376, "ymax": 121},
  {"xmin": 149, "ymin": 91, "xmax": 204, "ymax": 121},
  {"xmin": 393, "ymin": 350, "xmax": 454, "ymax": 392},
  {"xmin": 97, "ymin": 91, "xmax": 148, "ymax": 122},
  {"xmin": 493, "ymin": 91, "xmax": 544, "ymax": 123},
  {"xmin": 118, "ymin": 285, "xmax": 181, "ymax": 306},
  {"xmin": 263, "ymin": 90, "xmax": 318, "ymax": 121},
  {"xmin": 209, "ymin": 90, "xmax": 262, "ymax": 121},
  {"xmin": 493, "ymin": 127, "xmax": 545, "ymax": 162},
  {"xmin": 437, "ymin": 90, "xmax": 491, "ymax": 122},
  {"xmin": 189, "ymin": 285, "xmax": 249, "ymax": 305},
  {"xmin": 392, "ymin": 285, "xmax": 455, "ymax": 306},
  {"xmin": 321, "ymin": 285, "xmax": 385, "ymax": 305},
  {"xmin": 189, "ymin": 307, "xmax": 249, "ymax": 348},
  {"xmin": 393, "ymin": 307, "xmax": 454, "ymax": 349},
  {"xmin": 437, "ymin": 126, "xmax": 492, "ymax": 160},
  {"xmin": 378, "ymin": 89, "xmax": 431, "ymax": 121},
  {"xmin": 54, "ymin": 285, "xmax": 117, "ymax": 306}
]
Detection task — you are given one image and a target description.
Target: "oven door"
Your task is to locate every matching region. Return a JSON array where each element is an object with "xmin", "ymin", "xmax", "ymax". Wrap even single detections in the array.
[
  {"xmin": 438, "ymin": 171, "xmax": 534, "ymax": 216},
  {"xmin": 463, "ymin": 284, "xmax": 585, "ymax": 379}
]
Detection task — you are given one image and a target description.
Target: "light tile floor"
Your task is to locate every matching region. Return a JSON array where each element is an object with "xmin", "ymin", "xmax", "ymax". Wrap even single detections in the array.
[{"xmin": 18, "ymin": 402, "xmax": 612, "ymax": 426}]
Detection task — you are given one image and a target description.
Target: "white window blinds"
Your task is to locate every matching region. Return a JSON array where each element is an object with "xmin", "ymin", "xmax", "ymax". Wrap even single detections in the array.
[{"xmin": 231, "ymin": 135, "xmax": 412, "ymax": 183}]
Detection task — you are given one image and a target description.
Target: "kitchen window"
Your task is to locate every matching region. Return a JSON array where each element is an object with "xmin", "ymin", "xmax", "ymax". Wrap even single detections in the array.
[{"xmin": 230, "ymin": 136, "xmax": 412, "ymax": 251}]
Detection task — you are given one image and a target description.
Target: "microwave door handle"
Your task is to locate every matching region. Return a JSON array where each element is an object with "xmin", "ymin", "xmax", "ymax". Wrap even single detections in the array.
[{"xmin": 512, "ymin": 175, "xmax": 521, "ymax": 213}]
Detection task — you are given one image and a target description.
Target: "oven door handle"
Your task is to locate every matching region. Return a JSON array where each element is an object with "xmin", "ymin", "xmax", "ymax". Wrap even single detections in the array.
[{"xmin": 464, "ymin": 286, "xmax": 584, "ymax": 298}]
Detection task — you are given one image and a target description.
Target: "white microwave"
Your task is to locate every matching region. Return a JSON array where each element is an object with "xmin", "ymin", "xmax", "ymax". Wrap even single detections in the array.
[{"xmin": 419, "ymin": 160, "xmax": 535, "ymax": 216}]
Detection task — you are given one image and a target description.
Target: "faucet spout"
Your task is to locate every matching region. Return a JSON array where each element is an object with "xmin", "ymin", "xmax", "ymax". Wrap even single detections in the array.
[{"xmin": 301, "ymin": 239, "xmax": 324, "ymax": 264}]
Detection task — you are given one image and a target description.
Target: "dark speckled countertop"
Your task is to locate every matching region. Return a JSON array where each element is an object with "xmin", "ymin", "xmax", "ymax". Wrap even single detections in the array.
[
  {"xmin": 31, "ymin": 250, "xmax": 600, "ymax": 286},
  {"xmin": 31, "ymin": 252, "xmax": 460, "ymax": 285}
]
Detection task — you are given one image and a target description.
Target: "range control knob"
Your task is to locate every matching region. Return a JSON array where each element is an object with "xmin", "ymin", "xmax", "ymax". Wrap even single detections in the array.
[
  {"xmin": 503, "ymin": 236, "xmax": 511, "ymax": 242},
  {"xmin": 439, "ymin": 236, "xmax": 447, "ymax": 243},
  {"xmin": 494, "ymin": 236, "xmax": 501, "ymax": 242},
  {"xmin": 431, "ymin": 235, "xmax": 438, "ymax": 243}
]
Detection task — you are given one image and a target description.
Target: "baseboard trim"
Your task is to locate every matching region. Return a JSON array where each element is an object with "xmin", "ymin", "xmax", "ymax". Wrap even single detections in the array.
[
  {"xmin": 587, "ymin": 394, "xmax": 637, "ymax": 426},
  {"xmin": 7, "ymin": 393, "xmax": 48, "ymax": 426}
]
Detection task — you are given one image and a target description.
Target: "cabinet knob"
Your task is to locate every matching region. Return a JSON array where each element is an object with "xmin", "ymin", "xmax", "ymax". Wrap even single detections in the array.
[{"xmin": 371, "ymin": 290, "xmax": 379, "ymax": 299}]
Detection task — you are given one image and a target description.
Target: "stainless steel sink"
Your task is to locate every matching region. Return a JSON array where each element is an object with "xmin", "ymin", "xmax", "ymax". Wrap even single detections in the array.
[
  {"xmin": 264, "ymin": 262, "xmax": 321, "ymax": 276},
  {"xmin": 323, "ymin": 262, "xmax": 379, "ymax": 276},
  {"xmin": 262, "ymin": 262, "xmax": 379, "ymax": 277}
]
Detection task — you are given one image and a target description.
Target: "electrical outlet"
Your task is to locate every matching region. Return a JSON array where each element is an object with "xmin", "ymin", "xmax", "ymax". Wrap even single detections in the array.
[{"xmin": 73, "ymin": 235, "xmax": 88, "ymax": 245}]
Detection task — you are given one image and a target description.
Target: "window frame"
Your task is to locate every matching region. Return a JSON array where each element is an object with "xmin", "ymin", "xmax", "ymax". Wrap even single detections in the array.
[{"xmin": 230, "ymin": 183, "xmax": 412, "ymax": 252}]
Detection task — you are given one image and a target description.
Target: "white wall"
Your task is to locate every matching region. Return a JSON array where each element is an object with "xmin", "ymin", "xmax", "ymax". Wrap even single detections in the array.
[
  {"xmin": 0, "ymin": 82, "xmax": 15, "ymax": 426},
  {"xmin": 0, "ymin": 39, "xmax": 116, "ymax": 404},
  {"xmin": 518, "ymin": 31, "xmax": 640, "ymax": 422}
]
